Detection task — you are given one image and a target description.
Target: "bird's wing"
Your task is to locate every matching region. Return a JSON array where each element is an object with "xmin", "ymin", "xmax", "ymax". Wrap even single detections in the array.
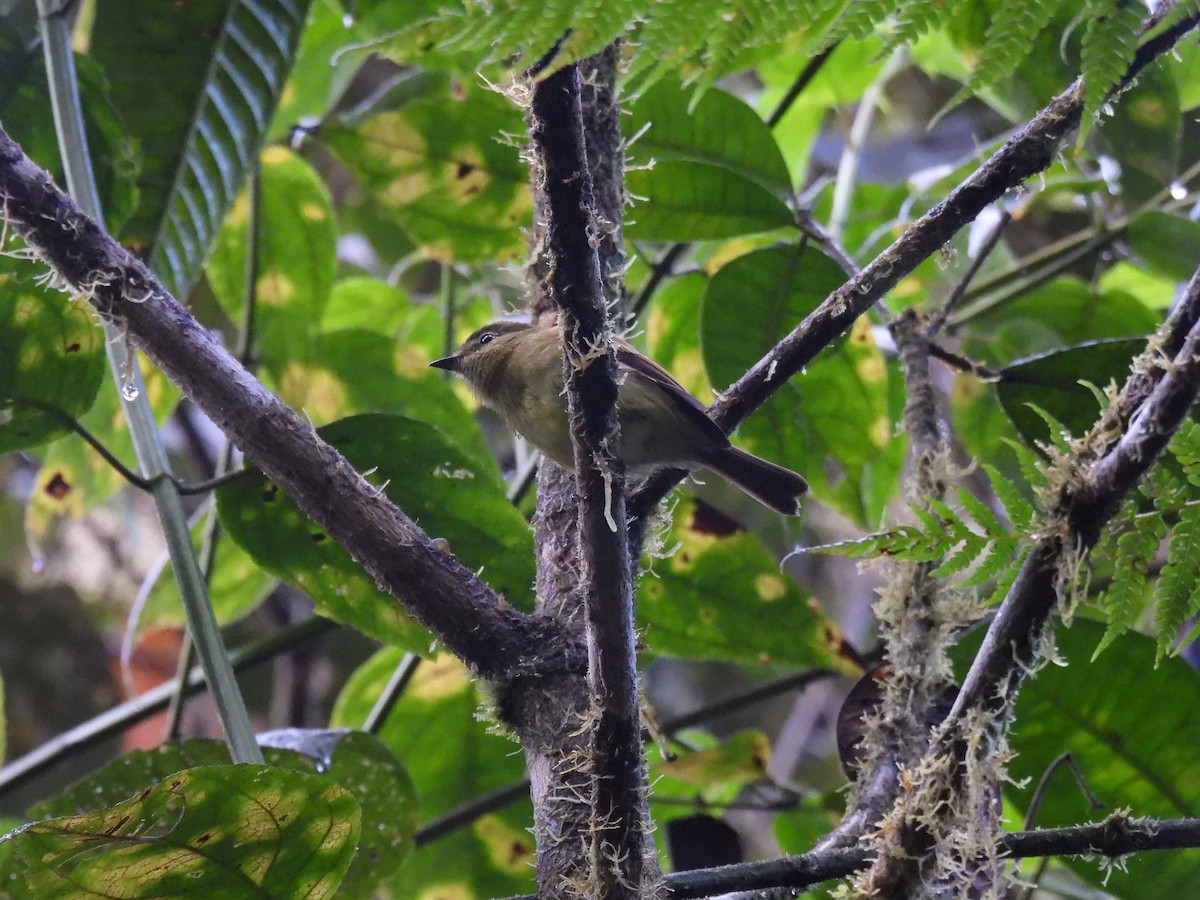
[{"xmin": 613, "ymin": 341, "xmax": 730, "ymax": 448}]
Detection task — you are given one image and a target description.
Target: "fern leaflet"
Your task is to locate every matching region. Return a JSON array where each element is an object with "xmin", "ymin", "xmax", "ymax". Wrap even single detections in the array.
[
  {"xmin": 1080, "ymin": 0, "xmax": 1145, "ymax": 141},
  {"xmin": 1153, "ymin": 503, "xmax": 1200, "ymax": 663},
  {"xmin": 1093, "ymin": 510, "xmax": 1164, "ymax": 659},
  {"xmin": 946, "ymin": 0, "xmax": 1056, "ymax": 111}
]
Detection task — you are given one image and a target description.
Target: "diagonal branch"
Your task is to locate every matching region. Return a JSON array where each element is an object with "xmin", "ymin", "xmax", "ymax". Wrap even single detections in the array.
[
  {"xmin": 0, "ymin": 127, "xmax": 569, "ymax": 682},
  {"xmin": 951, "ymin": 262, "xmax": 1200, "ymax": 720},
  {"xmin": 628, "ymin": 10, "xmax": 1200, "ymax": 523}
]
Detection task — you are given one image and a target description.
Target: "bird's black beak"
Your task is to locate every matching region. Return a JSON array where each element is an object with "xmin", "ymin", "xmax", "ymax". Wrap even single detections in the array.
[{"xmin": 429, "ymin": 354, "xmax": 461, "ymax": 372}]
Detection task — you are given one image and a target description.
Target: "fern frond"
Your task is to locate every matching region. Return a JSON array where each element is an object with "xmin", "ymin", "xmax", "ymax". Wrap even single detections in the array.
[
  {"xmin": 1080, "ymin": 0, "xmax": 1145, "ymax": 141},
  {"xmin": 1169, "ymin": 419, "xmax": 1200, "ymax": 489},
  {"xmin": 884, "ymin": 0, "xmax": 952, "ymax": 52},
  {"xmin": 961, "ymin": 534, "xmax": 1021, "ymax": 590},
  {"xmin": 1151, "ymin": 0, "xmax": 1200, "ymax": 34},
  {"xmin": 822, "ymin": 0, "xmax": 901, "ymax": 47},
  {"xmin": 1153, "ymin": 504, "xmax": 1200, "ymax": 663},
  {"xmin": 983, "ymin": 542, "xmax": 1031, "ymax": 606},
  {"xmin": 808, "ymin": 524, "xmax": 935, "ymax": 560},
  {"xmin": 947, "ymin": 0, "xmax": 1056, "ymax": 110},
  {"xmin": 982, "ymin": 464, "xmax": 1037, "ymax": 529},
  {"xmin": 1025, "ymin": 402, "xmax": 1076, "ymax": 454},
  {"xmin": 1093, "ymin": 512, "xmax": 1165, "ymax": 659},
  {"xmin": 955, "ymin": 487, "xmax": 1006, "ymax": 537},
  {"xmin": 929, "ymin": 532, "xmax": 986, "ymax": 578},
  {"xmin": 924, "ymin": 497, "xmax": 973, "ymax": 542},
  {"xmin": 1001, "ymin": 438, "xmax": 1049, "ymax": 495}
]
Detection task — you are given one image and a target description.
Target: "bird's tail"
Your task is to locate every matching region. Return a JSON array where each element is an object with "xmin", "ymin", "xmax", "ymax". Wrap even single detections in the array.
[{"xmin": 700, "ymin": 446, "xmax": 808, "ymax": 516}]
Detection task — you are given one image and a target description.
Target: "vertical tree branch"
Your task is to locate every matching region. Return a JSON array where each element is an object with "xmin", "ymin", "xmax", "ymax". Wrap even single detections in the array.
[{"xmin": 527, "ymin": 59, "xmax": 652, "ymax": 898}]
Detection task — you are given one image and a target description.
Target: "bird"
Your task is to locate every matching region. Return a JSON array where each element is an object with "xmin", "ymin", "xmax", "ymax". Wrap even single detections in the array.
[{"xmin": 430, "ymin": 320, "xmax": 808, "ymax": 515}]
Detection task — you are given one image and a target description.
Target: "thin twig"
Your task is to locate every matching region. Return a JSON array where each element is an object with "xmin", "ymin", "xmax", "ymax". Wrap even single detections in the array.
[
  {"xmin": 629, "ymin": 242, "xmax": 688, "ymax": 320},
  {"xmin": 766, "ymin": 45, "xmax": 838, "ymax": 129},
  {"xmin": 927, "ymin": 208, "xmax": 1012, "ymax": 335},
  {"xmin": 362, "ymin": 653, "xmax": 421, "ymax": 735}
]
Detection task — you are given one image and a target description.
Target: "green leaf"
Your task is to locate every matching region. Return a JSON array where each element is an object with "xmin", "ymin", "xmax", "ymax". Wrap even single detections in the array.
[
  {"xmin": 251, "ymin": 275, "xmax": 493, "ymax": 466},
  {"xmin": 982, "ymin": 464, "xmax": 1036, "ymax": 529},
  {"xmin": 626, "ymin": 160, "xmax": 794, "ymax": 242},
  {"xmin": 1126, "ymin": 211, "xmax": 1200, "ymax": 282},
  {"xmin": 27, "ymin": 733, "xmax": 414, "ymax": 900},
  {"xmin": 1170, "ymin": 419, "xmax": 1200, "ymax": 489},
  {"xmin": 5, "ymin": 765, "xmax": 359, "ymax": 899},
  {"xmin": 653, "ymin": 731, "xmax": 770, "ymax": 797},
  {"xmin": 206, "ymin": 147, "xmax": 337, "ymax": 386},
  {"xmin": 1094, "ymin": 57, "xmax": 1181, "ymax": 205},
  {"xmin": 823, "ymin": 0, "xmax": 894, "ymax": 45},
  {"xmin": 92, "ymin": 0, "xmax": 313, "ymax": 298},
  {"xmin": 0, "ymin": 268, "xmax": 105, "ymax": 453},
  {"xmin": 638, "ymin": 501, "xmax": 847, "ymax": 669},
  {"xmin": 623, "ymin": 79, "xmax": 794, "ymax": 241},
  {"xmin": 217, "ymin": 413, "xmax": 534, "ymax": 649},
  {"xmin": 322, "ymin": 87, "xmax": 530, "ymax": 262},
  {"xmin": 955, "ymin": 487, "xmax": 1005, "ymax": 537},
  {"xmin": 929, "ymin": 533, "xmax": 986, "ymax": 579},
  {"xmin": 948, "ymin": 1, "xmax": 1056, "ymax": 111},
  {"xmin": 331, "ymin": 648, "xmax": 534, "ymax": 898},
  {"xmin": 884, "ymin": 0, "xmax": 953, "ymax": 51},
  {"xmin": 627, "ymin": 80, "xmax": 793, "ymax": 197},
  {"xmin": 268, "ymin": 0, "xmax": 367, "ymax": 141},
  {"xmin": 982, "ymin": 621, "xmax": 1200, "ymax": 895},
  {"xmin": 981, "ymin": 542, "xmax": 1029, "ymax": 605},
  {"xmin": 701, "ymin": 244, "xmax": 902, "ymax": 525},
  {"xmin": 366, "ymin": 0, "xmax": 635, "ymax": 78},
  {"xmin": 996, "ymin": 339, "xmax": 1144, "ymax": 448},
  {"xmin": 965, "ymin": 278, "xmax": 1159, "ymax": 365},
  {"xmin": 960, "ymin": 536, "xmax": 1021, "ymax": 590},
  {"xmin": 0, "ymin": 56, "xmax": 140, "ymax": 234}
]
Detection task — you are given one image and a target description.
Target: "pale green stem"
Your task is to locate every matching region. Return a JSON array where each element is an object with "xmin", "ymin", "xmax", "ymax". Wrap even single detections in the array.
[
  {"xmin": 829, "ymin": 48, "xmax": 907, "ymax": 243},
  {"xmin": 37, "ymin": 0, "xmax": 262, "ymax": 763}
]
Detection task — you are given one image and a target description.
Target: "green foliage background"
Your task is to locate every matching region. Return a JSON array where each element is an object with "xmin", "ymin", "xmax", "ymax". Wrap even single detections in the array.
[{"xmin": 0, "ymin": 0, "xmax": 1198, "ymax": 897}]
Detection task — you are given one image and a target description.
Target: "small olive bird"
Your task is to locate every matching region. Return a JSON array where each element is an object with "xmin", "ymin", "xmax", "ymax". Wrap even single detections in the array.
[{"xmin": 430, "ymin": 320, "xmax": 808, "ymax": 515}]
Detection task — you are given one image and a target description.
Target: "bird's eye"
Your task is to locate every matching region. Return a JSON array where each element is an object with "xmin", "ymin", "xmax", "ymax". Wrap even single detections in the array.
[{"xmin": 478, "ymin": 332, "xmax": 497, "ymax": 345}]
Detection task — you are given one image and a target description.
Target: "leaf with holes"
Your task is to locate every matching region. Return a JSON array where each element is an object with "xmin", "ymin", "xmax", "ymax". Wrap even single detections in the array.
[
  {"xmin": 30, "ymin": 734, "xmax": 414, "ymax": 900},
  {"xmin": 0, "ymin": 270, "xmax": 105, "ymax": 453},
  {"xmin": 638, "ymin": 501, "xmax": 849, "ymax": 670},
  {"xmin": 322, "ymin": 86, "xmax": 530, "ymax": 262}
]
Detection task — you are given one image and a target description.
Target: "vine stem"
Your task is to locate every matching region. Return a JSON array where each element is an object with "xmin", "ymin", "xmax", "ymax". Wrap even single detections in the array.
[{"xmin": 36, "ymin": 0, "xmax": 262, "ymax": 764}]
